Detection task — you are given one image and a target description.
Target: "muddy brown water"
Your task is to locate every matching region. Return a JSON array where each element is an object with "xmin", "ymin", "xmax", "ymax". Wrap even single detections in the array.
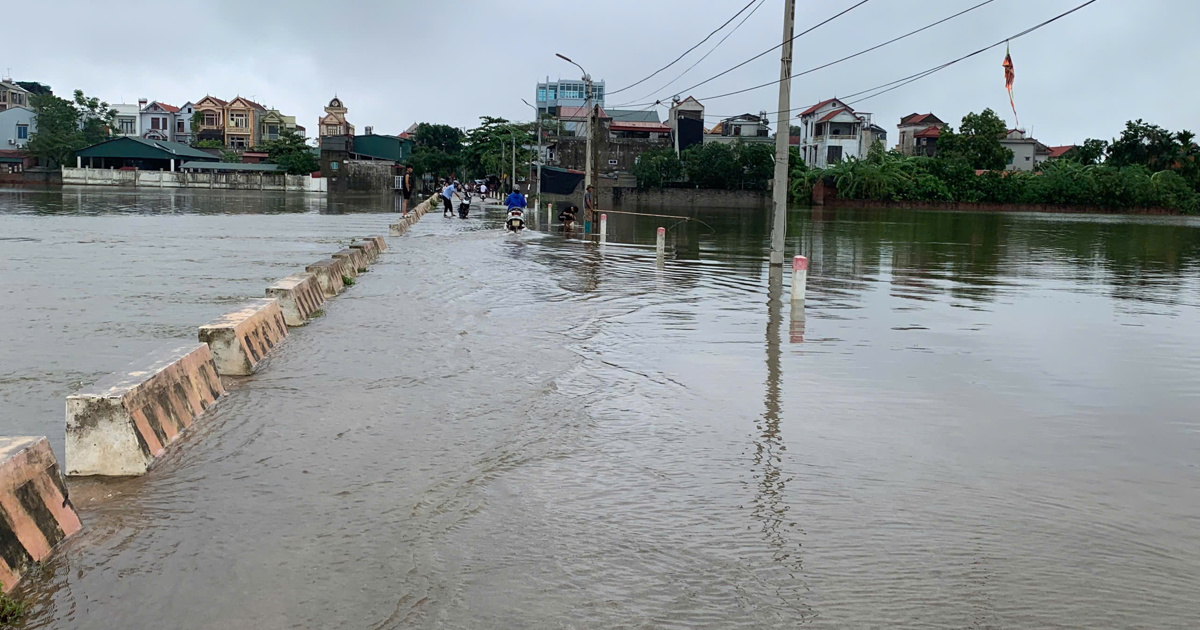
[{"xmin": 2, "ymin": 187, "xmax": 1199, "ymax": 628}]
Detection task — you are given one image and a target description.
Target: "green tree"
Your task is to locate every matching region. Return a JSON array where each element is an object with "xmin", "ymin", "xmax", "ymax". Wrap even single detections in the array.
[
  {"xmin": 1107, "ymin": 120, "xmax": 1181, "ymax": 171},
  {"xmin": 195, "ymin": 139, "xmax": 224, "ymax": 149},
  {"xmin": 1066, "ymin": 138, "xmax": 1109, "ymax": 165},
  {"xmin": 681, "ymin": 142, "xmax": 739, "ymax": 189},
  {"xmin": 16, "ymin": 81, "xmax": 52, "ymax": 95},
  {"xmin": 256, "ymin": 130, "xmax": 318, "ymax": 174},
  {"xmin": 220, "ymin": 149, "xmax": 241, "ymax": 163},
  {"xmin": 73, "ymin": 90, "xmax": 117, "ymax": 146},
  {"xmin": 410, "ymin": 123, "xmax": 465, "ymax": 180},
  {"xmin": 735, "ymin": 142, "xmax": 775, "ymax": 190},
  {"xmin": 191, "ymin": 111, "xmax": 206, "ymax": 146},
  {"xmin": 938, "ymin": 108, "xmax": 1013, "ymax": 171},
  {"xmin": 461, "ymin": 116, "xmax": 534, "ymax": 180},
  {"xmin": 632, "ymin": 147, "xmax": 683, "ymax": 190},
  {"xmin": 25, "ymin": 94, "xmax": 82, "ymax": 167}
]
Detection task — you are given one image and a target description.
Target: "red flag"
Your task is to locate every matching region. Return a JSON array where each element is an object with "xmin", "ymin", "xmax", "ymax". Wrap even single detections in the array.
[{"xmin": 1003, "ymin": 43, "xmax": 1018, "ymax": 127}]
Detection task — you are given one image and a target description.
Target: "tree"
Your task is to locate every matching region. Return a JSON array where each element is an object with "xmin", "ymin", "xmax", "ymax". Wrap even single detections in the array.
[
  {"xmin": 220, "ymin": 150, "xmax": 241, "ymax": 163},
  {"xmin": 461, "ymin": 116, "xmax": 533, "ymax": 180},
  {"xmin": 681, "ymin": 142, "xmax": 739, "ymax": 189},
  {"xmin": 16, "ymin": 81, "xmax": 52, "ymax": 96},
  {"xmin": 25, "ymin": 94, "xmax": 81, "ymax": 167},
  {"xmin": 1066, "ymin": 138, "xmax": 1109, "ymax": 165},
  {"xmin": 191, "ymin": 111, "xmax": 206, "ymax": 145},
  {"xmin": 938, "ymin": 108, "xmax": 1013, "ymax": 171},
  {"xmin": 195, "ymin": 139, "xmax": 223, "ymax": 149},
  {"xmin": 410, "ymin": 123, "xmax": 464, "ymax": 180},
  {"xmin": 1107, "ymin": 120, "xmax": 1180, "ymax": 171},
  {"xmin": 258, "ymin": 129, "xmax": 319, "ymax": 174},
  {"xmin": 25, "ymin": 89, "xmax": 116, "ymax": 167},
  {"xmin": 789, "ymin": 125, "xmax": 804, "ymax": 137},
  {"xmin": 736, "ymin": 142, "xmax": 775, "ymax": 190},
  {"xmin": 632, "ymin": 148, "xmax": 683, "ymax": 190}
]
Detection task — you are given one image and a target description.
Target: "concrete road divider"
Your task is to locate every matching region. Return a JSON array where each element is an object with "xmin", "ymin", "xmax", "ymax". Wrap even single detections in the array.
[
  {"xmin": 305, "ymin": 259, "xmax": 347, "ymax": 297},
  {"xmin": 389, "ymin": 222, "xmax": 408, "ymax": 237},
  {"xmin": 365, "ymin": 235, "xmax": 387, "ymax": 252},
  {"xmin": 66, "ymin": 342, "xmax": 225, "ymax": 477},
  {"xmin": 333, "ymin": 248, "xmax": 368, "ymax": 274},
  {"xmin": 350, "ymin": 240, "xmax": 379, "ymax": 264},
  {"xmin": 0, "ymin": 436, "xmax": 82, "ymax": 593},
  {"xmin": 198, "ymin": 298, "xmax": 289, "ymax": 376},
  {"xmin": 265, "ymin": 273, "xmax": 325, "ymax": 327}
]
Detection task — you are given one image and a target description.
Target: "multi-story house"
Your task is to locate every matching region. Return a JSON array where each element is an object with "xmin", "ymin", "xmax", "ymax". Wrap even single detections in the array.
[
  {"xmin": 705, "ymin": 112, "xmax": 772, "ymax": 145},
  {"xmin": 259, "ymin": 109, "xmax": 299, "ymax": 142},
  {"xmin": 138, "ymin": 99, "xmax": 182, "ymax": 142},
  {"xmin": 176, "ymin": 102, "xmax": 196, "ymax": 145},
  {"xmin": 896, "ymin": 113, "xmax": 946, "ymax": 156},
  {"xmin": 668, "ymin": 96, "xmax": 705, "ymax": 154},
  {"xmin": 536, "ymin": 78, "xmax": 606, "ymax": 117},
  {"xmin": 112, "ymin": 103, "xmax": 142, "ymax": 137},
  {"xmin": 796, "ymin": 98, "xmax": 887, "ymax": 168},
  {"xmin": 224, "ymin": 97, "xmax": 266, "ymax": 149},
  {"xmin": 0, "ymin": 80, "xmax": 31, "ymax": 112},
  {"xmin": 0, "ymin": 106, "xmax": 34, "ymax": 149},
  {"xmin": 193, "ymin": 96, "xmax": 227, "ymax": 145},
  {"xmin": 318, "ymin": 97, "xmax": 354, "ymax": 138},
  {"xmin": 1000, "ymin": 129, "xmax": 1052, "ymax": 172}
]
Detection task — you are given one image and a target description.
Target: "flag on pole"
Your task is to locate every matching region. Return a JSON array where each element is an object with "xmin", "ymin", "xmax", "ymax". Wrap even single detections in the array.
[{"xmin": 1003, "ymin": 43, "xmax": 1018, "ymax": 127}]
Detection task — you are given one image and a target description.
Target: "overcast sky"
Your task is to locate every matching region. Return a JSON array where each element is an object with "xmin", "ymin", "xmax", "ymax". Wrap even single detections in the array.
[{"xmin": 7, "ymin": 0, "xmax": 1195, "ymax": 146}]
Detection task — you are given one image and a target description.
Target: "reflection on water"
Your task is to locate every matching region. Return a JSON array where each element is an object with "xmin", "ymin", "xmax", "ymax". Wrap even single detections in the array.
[{"xmin": 2, "ymin": 188, "xmax": 1200, "ymax": 628}]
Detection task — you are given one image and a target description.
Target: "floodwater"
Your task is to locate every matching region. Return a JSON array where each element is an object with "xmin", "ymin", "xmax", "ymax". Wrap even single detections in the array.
[{"xmin": 2, "ymin": 187, "xmax": 1199, "ymax": 629}]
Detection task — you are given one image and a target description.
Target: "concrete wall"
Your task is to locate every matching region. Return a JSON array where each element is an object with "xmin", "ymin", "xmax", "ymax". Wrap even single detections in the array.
[
  {"xmin": 0, "ymin": 436, "xmax": 82, "ymax": 592},
  {"xmin": 326, "ymin": 159, "xmax": 394, "ymax": 193},
  {"xmin": 60, "ymin": 167, "xmax": 326, "ymax": 192},
  {"xmin": 539, "ymin": 183, "xmax": 769, "ymax": 211}
]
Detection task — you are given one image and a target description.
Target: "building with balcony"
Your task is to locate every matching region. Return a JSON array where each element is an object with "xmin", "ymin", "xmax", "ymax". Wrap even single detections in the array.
[
  {"xmin": 112, "ymin": 103, "xmax": 142, "ymax": 137},
  {"xmin": 896, "ymin": 113, "xmax": 946, "ymax": 156},
  {"xmin": 1001, "ymin": 129, "xmax": 1052, "ymax": 172},
  {"xmin": 795, "ymin": 98, "xmax": 886, "ymax": 168},
  {"xmin": 138, "ymin": 100, "xmax": 182, "ymax": 142},
  {"xmin": 0, "ymin": 80, "xmax": 31, "ymax": 112},
  {"xmin": 705, "ymin": 112, "xmax": 772, "ymax": 145},
  {"xmin": 535, "ymin": 78, "xmax": 605, "ymax": 117}
]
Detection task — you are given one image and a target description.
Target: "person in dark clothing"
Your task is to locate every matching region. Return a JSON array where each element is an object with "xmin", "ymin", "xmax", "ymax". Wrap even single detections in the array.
[
  {"xmin": 400, "ymin": 165, "xmax": 415, "ymax": 216},
  {"xmin": 558, "ymin": 204, "xmax": 578, "ymax": 224}
]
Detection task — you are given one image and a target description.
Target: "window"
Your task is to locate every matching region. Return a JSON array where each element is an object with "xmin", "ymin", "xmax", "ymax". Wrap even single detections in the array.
[
  {"xmin": 230, "ymin": 136, "xmax": 248, "ymax": 149},
  {"xmin": 267, "ymin": 124, "xmax": 279, "ymax": 138},
  {"xmin": 330, "ymin": 161, "xmax": 339, "ymax": 171},
  {"xmin": 17, "ymin": 124, "xmax": 28, "ymax": 139},
  {"xmin": 608, "ymin": 159, "xmax": 618, "ymax": 166},
  {"xmin": 118, "ymin": 117, "xmax": 136, "ymax": 135},
  {"xmin": 177, "ymin": 119, "xmax": 185, "ymax": 133},
  {"xmin": 151, "ymin": 117, "xmax": 161, "ymax": 130},
  {"xmin": 230, "ymin": 112, "xmax": 248, "ymax": 129},
  {"xmin": 204, "ymin": 112, "xmax": 218, "ymax": 126},
  {"xmin": 733, "ymin": 126, "xmax": 741, "ymax": 136},
  {"xmin": 537, "ymin": 88, "xmax": 547, "ymax": 102},
  {"xmin": 827, "ymin": 145, "xmax": 843, "ymax": 164}
]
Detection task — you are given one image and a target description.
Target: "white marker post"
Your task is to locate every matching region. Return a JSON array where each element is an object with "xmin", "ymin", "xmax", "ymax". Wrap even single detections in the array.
[
  {"xmin": 791, "ymin": 255, "xmax": 808, "ymax": 305},
  {"xmin": 600, "ymin": 214, "xmax": 607, "ymax": 244},
  {"xmin": 548, "ymin": 202, "xmax": 553, "ymax": 224},
  {"xmin": 656, "ymin": 227, "xmax": 666, "ymax": 258}
]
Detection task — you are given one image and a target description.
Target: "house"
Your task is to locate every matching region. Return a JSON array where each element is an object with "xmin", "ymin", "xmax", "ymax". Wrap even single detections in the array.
[
  {"xmin": 1046, "ymin": 145, "xmax": 1076, "ymax": 160},
  {"xmin": 224, "ymin": 96, "xmax": 266, "ymax": 149},
  {"xmin": 668, "ymin": 96, "xmax": 705, "ymax": 154},
  {"xmin": 796, "ymin": 98, "xmax": 884, "ymax": 167},
  {"xmin": 0, "ymin": 106, "xmax": 35, "ymax": 149},
  {"xmin": 536, "ymin": 78, "xmax": 606, "ymax": 116},
  {"xmin": 318, "ymin": 97, "xmax": 354, "ymax": 138},
  {"xmin": 896, "ymin": 113, "xmax": 946, "ymax": 156},
  {"xmin": 706, "ymin": 113, "xmax": 772, "ymax": 145},
  {"xmin": 138, "ymin": 100, "xmax": 181, "ymax": 142},
  {"xmin": 556, "ymin": 105, "xmax": 606, "ymax": 137},
  {"xmin": 1000, "ymin": 129, "xmax": 1052, "ymax": 171},
  {"xmin": 176, "ymin": 102, "xmax": 196, "ymax": 145},
  {"xmin": 0, "ymin": 80, "xmax": 30, "ymax": 112},
  {"xmin": 193, "ymin": 96, "xmax": 228, "ymax": 145},
  {"xmin": 112, "ymin": 103, "xmax": 142, "ymax": 137},
  {"xmin": 259, "ymin": 109, "xmax": 298, "ymax": 143},
  {"xmin": 610, "ymin": 120, "xmax": 671, "ymax": 140},
  {"xmin": 607, "ymin": 110, "xmax": 661, "ymax": 124},
  {"xmin": 73, "ymin": 136, "xmax": 218, "ymax": 171}
]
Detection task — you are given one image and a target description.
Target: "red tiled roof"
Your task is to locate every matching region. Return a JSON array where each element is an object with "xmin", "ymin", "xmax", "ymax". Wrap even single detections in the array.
[
  {"xmin": 200, "ymin": 95, "xmax": 228, "ymax": 107},
  {"xmin": 611, "ymin": 121, "xmax": 671, "ymax": 133},
  {"xmin": 1047, "ymin": 145, "xmax": 1076, "ymax": 158},
  {"xmin": 799, "ymin": 99, "xmax": 840, "ymax": 117},
  {"xmin": 146, "ymin": 101, "xmax": 180, "ymax": 113},
  {"xmin": 818, "ymin": 107, "xmax": 854, "ymax": 123},
  {"xmin": 914, "ymin": 125, "xmax": 941, "ymax": 138},
  {"xmin": 789, "ymin": 136, "xmax": 801, "ymax": 146}
]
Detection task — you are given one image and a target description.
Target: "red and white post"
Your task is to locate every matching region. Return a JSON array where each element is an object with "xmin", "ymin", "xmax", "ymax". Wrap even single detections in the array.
[
  {"xmin": 600, "ymin": 213, "xmax": 607, "ymax": 244},
  {"xmin": 791, "ymin": 255, "xmax": 808, "ymax": 304},
  {"xmin": 656, "ymin": 227, "xmax": 666, "ymax": 258}
]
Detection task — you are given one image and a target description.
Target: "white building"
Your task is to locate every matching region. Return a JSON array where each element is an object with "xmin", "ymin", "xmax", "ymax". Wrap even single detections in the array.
[
  {"xmin": 705, "ymin": 112, "xmax": 772, "ymax": 145},
  {"xmin": 796, "ymin": 98, "xmax": 887, "ymax": 168},
  {"xmin": 176, "ymin": 102, "xmax": 196, "ymax": 145},
  {"xmin": 1000, "ymin": 129, "xmax": 1052, "ymax": 172},
  {"xmin": 112, "ymin": 103, "xmax": 141, "ymax": 137}
]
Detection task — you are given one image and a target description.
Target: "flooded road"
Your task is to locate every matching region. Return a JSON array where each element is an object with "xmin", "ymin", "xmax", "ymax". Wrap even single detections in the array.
[{"xmin": 3, "ymin": 187, "xmax": 1200, "ymax": 628}]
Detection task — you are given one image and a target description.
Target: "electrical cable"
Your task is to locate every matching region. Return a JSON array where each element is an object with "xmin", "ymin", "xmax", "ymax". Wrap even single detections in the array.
[
  {"xmin": 607, "ymin": 0, "xmax": 760, "ymax": 96},
  {"xmin": 610, "ymin": 0, "xmax": 769, "ymax": 108}
]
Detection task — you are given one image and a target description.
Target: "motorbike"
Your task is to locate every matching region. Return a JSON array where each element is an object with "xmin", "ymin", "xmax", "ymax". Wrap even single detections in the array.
[
  {"xmin": 457, "ymin": 194, "xmax": 471, "ymax": 219},
  {"xmin": 505, "ymin": 207, "xmax": 526, "ymax": 232}
]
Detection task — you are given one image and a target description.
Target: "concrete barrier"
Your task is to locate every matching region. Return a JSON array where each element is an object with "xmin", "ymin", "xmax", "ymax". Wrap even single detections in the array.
[
  {"xmin": 305, "ymin": 259, "xmax": 348, "ymax": 297},
  {"xmin": 332, "ymin": 248, "xmax": 368, "ymax": 274},
  {"xmin": 364, "ymin": 235, "xmax": 387, "ymax": 252},
  {"xmin": 66, "ymin": 342, "xmax": 225, "ymax": 477},
  {"xmin": 389, "ymin": 222, "xmax": 408, "ymax": 237},
  {"xmin": 0, "ymin": 436, "xmax": 83, "ymax": 593},
  {"xmin": 350, "ymin": 240, "xmax": 380, "ymax": 263},
  {"xmin": 197, "ymin": 298, "xmax": 289, "ymax": 376},
  {"xmin": 265, "ymin": 273, "xmax": 325, "ymax": 327}
]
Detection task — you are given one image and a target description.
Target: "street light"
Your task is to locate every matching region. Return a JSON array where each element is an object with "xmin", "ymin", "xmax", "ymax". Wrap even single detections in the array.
[
  {"xmin": 556, "ymin": 52, "xmax": 595, "ymax": 205},
  {"xmin": 521, "ymin": 98, "xmax": 543, "ymax": 213}
]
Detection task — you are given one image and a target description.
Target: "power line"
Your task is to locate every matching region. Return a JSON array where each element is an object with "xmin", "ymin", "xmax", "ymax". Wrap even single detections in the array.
[
  {"xmin": 696, "ymin": 0, "xmax": 997, "ymax": 103},
  {"xmin": 702, "ymin": 0, "xmax": 1098, "ymax": 121},
  {"xmin": 607, "ymin": 0, "xmax": 760, "ymax": 96},
  {"xmin": 610, "ymin": 0, "xmax": 769, "ymax": 107},
  {"xmin": 647, "ymin": 0, "xmax": 873, "ymax": 105}
]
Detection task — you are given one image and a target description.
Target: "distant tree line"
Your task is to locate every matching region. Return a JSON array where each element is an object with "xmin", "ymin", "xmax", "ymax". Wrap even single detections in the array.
[
  {"xmin": 632, "ymin": 141, "xmax": 775, "ymax": 191},
  {"xmin": 791, "ymin": 109, "xmax": 1200, "ymax": 214}
]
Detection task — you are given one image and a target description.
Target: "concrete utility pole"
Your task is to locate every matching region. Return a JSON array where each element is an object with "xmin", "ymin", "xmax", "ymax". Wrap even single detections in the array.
[
  {"xmin": 512, "ymin": 133, "xmax": 517, "ymax": 193},
  {"xmin": 769, "ymin": 0, "xmax": 797, "ymax": 266},
  {"xmin": 557, "ymin": 53, "xmax": 595, "ymax": 198},
  {"xmin": 521, "ymin": 98, "xmax": 543, "ymax": 210}
]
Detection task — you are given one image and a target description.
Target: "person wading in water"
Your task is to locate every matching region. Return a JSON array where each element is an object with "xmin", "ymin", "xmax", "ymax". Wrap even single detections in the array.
[{"xmin": 583, "ymin": 185, "xmax": 596, "ymax": 234}]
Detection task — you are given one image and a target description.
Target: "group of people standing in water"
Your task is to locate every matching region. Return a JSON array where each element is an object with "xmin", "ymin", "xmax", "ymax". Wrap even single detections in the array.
[{"xmin": 396, "ymin": 168, "xmax": 599, "ymax": 231}]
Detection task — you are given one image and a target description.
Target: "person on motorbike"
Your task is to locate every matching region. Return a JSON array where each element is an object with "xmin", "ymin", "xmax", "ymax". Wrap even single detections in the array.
[{"xmin": 504, "ymin": 185, "xmax": 527, "ymax": 211}]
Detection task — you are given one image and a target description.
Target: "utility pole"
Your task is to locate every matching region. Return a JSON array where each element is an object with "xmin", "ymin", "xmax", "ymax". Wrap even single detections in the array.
[
  {"xmin": 584, "ymin": 77, "xmax": 595, "ymax": 195},
  {"xmin": 769, "ymin": 0, "xmax": 796, "ymax": 266},
  {"xmin": 512, "ymin": 133, "xmax": 517, "ymax": 193}
]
